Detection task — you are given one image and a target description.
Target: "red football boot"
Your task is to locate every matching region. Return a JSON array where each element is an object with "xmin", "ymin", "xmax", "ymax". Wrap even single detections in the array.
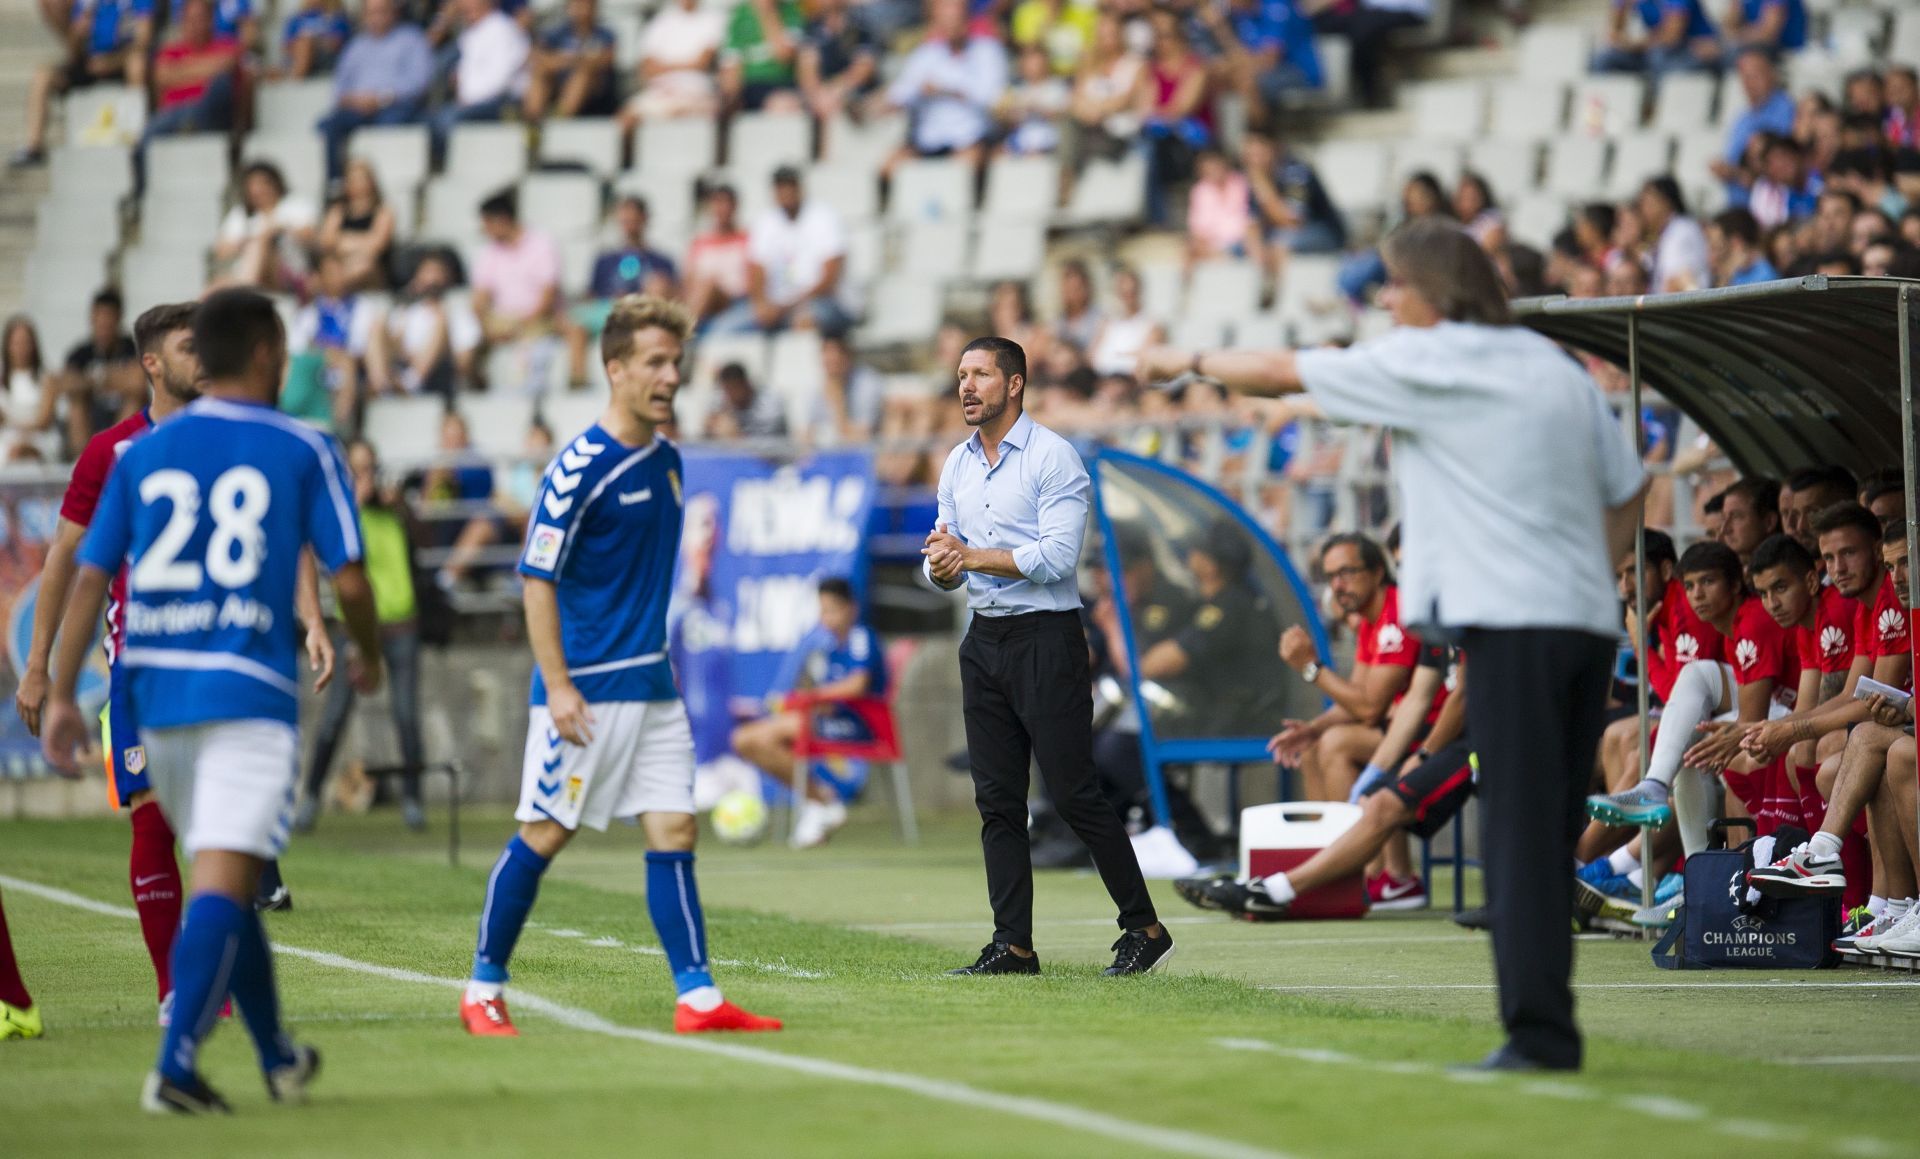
[
  {"xmin": 460, "ymin": 994, "xmax": 519, "ymax": 1037},
  {"xmin": 674, "ymin": 1000, "xmax": 782, "ymax": 1033}
]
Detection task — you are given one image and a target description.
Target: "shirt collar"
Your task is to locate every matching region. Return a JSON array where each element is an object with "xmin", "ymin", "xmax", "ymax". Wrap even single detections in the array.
[{"xmin": 967, "ymin": 410, "xmax": 1034, "ymax": 460}]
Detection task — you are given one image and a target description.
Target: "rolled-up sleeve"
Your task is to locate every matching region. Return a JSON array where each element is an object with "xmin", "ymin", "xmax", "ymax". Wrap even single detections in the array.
[
  {"xmin": 925, "ymin": 445, "xmax": 964, "ymax": 590},
  {"xmin": 1010, "ymin": 445, "xmax": 1088, "ymax": 585}
]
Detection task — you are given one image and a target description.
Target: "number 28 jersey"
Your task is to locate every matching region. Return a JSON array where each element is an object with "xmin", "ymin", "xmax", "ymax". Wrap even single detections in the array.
[{"xmin": 78, "ymin": 398, "xmax": 364, "ymax": 729}]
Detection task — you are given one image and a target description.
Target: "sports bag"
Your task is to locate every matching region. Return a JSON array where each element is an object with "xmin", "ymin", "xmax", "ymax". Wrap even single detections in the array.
[{"xmin": 1651, "ymin": 821, "xmax": 1841, "ymax": 970}]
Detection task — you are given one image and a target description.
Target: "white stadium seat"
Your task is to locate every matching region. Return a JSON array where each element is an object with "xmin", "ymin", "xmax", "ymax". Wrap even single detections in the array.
[
  {"xmin": 1569, "ymin": 75, "xmax": 1646, "ymax": 138},
  {"xmin": 1464, "ymin": 140, "xmax": 1540, "ymax": 202},
  {"xmin": 1606, "ymin": 133, "xmax": 1675, "ymax": 200},
  {"xmin": 1653, "ymin": 71, "xmax": 1718, "ymax": 135},
  {"xmin": 1390, "ymin": 139, "xmax": 1464, "ymax": 188},
  {"xmin": 349, "ymin": 125, "xmax": 432, "ymax": 198},
  {"xmin": 1516, "ymin": 25, "xmax": 1591, "ymax": 84},
  {"xmin": 1186, "ymin": 260, "xmax": 1263, "ymax": 323},
  {"xmin": 806, "ymin": 162, "xmax": 881, "ymax": 227},
  {"xmin": 520, "ymin": 172, "xmax": 604, "ymax": 241},
  {"xmin": 888, "ymin": 157, "xmax": 975, "ymax": 224},
  {"xmin": 857, "ymin": 275, "xmax": 942, "ymax": 346},
  {"xmin": 446, "ymin": 122, "xmax": 530, "ymax": 196},
  {"xmin": 63, "ymin": 85, "xmax": 146, "ymax": 147},
  {"xmin": 254, "ymin": 79, "xmax": 333, "ymax": 134},
  {"xmin": 968, "ymin": 220, "xmax": 1046, "ymax": 281},
  {"xmin": 1061, "ymin": 151, "xmax": 1146, "ymax": 225},
  {"xmin": 1410, "ymin": 80, "xmax": 1488, "ymax": 143},
  {"xmin": 365, "ymin": 394, "xmax": 452, "ymax": 467},
  {"xmin": 146, "ymin": 134, "xmax": 230, "ymax": 196},
  {"xmin": 981, "ymin": 155, "xmax": 1060, "ymax": 221},
  {"xmin": 727, "ymin": 110, "xmax": 813, "ymax": 185},
  {"xmin": 898, "ymin": 220, "xmax": 971, "ymax": 281},
  {"xmin": 1310, "ymin": 140, "xmax": 1389, "ymax": 218},
  {"xmin": 49, "ymin": 146, "xmax": 132, "ymax": 201},
  {"xmin": 540, "ymin": 118, "xmax": 623, "ymax": 176},
  {"xmin": 243, "ymin": 131, "xmax": 326, "ymax": 201},
  {"xmin": 422, "ymin": 176, "xmax": 492, "ymax": 238},
  {"xmin": 637, "ymin": 117, "xmax": 719, "ymax": 175},
  {"xmin": 1488, "ymin": 80, "xmax": 1566, "ymax": 141},
  {"xmin": 139, "ymin": 190, "xmax": 224, "ymax": 250},
  {"xmin": 1509, "ymin": 192, "xmax": 1570, "ymax": 251},
  {"xmin": 1544, "ymin": 136, "xmax": 1610, "ymax": 200},
  {"xmin": 463, "ymin": 394, "xmax": 540, "ymax": 459}
]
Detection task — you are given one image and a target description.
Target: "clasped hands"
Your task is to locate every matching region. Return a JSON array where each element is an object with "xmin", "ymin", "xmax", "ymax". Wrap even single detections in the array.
[{"xmin": 923, "ymin": 523, "xmax": 969, "ymax": 586}]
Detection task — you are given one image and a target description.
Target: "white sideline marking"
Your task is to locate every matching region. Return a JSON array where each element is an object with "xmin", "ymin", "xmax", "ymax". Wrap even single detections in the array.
[
  {"xmin": 529, "ymin": 922, "xmax": 828, "ymax": 979},
  {"xmin": 59, "ymin": 1011, "xmax": 447, "ymax": 1031},
  {"xmin": 1785, "ymin": 1054, "xmax": 1920, "ymax": 1066},
  {"xmin": 0, "ymin": 874, "xmax": 1287, "ymax": 1159},
  {"xmin": 1214, "ymin": 1038, "xmax": 1895, "ymax": 1154},
  {"xmin": 1261, "ymin": 981, "xmax": 1920, "ymax": 992}
]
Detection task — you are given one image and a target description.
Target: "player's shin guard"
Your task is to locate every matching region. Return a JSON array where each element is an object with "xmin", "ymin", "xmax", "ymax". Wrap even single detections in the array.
[
  {"xmin": 228, "ymin": 910, "xmax": 295, "ymax": 1072},
  {"xmin": 158, "ymin": 895, "xmax": 247, "ymax": 1082},
  {"xmin": 0, "ymin": 889, "xmax": 31, "ymax": 1010},
  {"xmin": 472, "ymin": 836, "xmax": 550, "ymax": 985},
  {"xmin": 644, "ymin": 851, "xmax": 714, "ymax": 996},
  {"xmin": 129, "ymin": 802, "xmax": 183, "ymax": 1000}
]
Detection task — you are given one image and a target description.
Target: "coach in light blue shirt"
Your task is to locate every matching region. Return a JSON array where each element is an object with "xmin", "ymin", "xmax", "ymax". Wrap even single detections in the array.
[
  {"xmin": 316, "ymin": 0, "xmax": 434, "ymax": 182},
  {"xmin": 921, "ymin": 336, "xmax": 1170, "ymax": 981}
]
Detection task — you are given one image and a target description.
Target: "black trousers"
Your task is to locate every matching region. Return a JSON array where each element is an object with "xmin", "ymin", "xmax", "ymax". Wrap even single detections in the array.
[
  {"xmin": 960, "ymin": 610, "xmax": 1158, "ymax": 948},
  {"xmin": 1463, "ymin": 626, "xmax": 1614, "ymax": 1069}
]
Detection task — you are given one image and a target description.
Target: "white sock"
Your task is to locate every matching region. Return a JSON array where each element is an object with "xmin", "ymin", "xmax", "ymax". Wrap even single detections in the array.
[
  {"xmin": 1607, "ymin": 848, "xmax": 1640, "ymax": 875},
  {"xmin": 1869, "ymin": 895, "xmax": 1888, "ymax": 918},
  {"xmin": 677, "ymin": 985, "xmax": 723, "ymax": 1012},
  {"xmin": 1260, "ymin": 873, "xmax": 1297, "ymax": 904},
  {"xmin": 1623, "ymin": 867, "xmax": 1643, "ymax": 889},
  {"xmin": 466, "ymin": 980, "xmax": 503, "ymax": 1002},
  {"xmin": 1807, "ymin": 831, "xmax": 1844, "ymax": 861},
  {"xmin": 1645, "ymin": 661, "xmax": 1728, "ymax": 789},
  {"xmin": 1884, "ymin": 897, "xmax": 1914, "ymax": 924}
]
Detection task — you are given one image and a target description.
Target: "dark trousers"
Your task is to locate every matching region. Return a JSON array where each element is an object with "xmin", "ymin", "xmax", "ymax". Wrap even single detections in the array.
[
  {"xmin": 1463, "ymin": 626, "xmax": 1614, "ymax": 1069},
  {"xmin": 960, "ymin": 610, "xmax": 1157, "ymax": 949},
  {"xmin": 305, "ymin": 624, "xmax": 425, "ymax": 804}
]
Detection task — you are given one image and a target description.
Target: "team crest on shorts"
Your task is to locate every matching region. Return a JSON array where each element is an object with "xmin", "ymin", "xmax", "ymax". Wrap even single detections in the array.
[
  {"xmin": 123, "ymin": 746, "xmax": 146, "ymax": 775},
  {"xmin": 566, "ymin": 774, "xmax": 584, "ymax": 806}
]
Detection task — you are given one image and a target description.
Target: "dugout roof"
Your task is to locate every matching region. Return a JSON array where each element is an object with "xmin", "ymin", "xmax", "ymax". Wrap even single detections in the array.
[{"xmin": 1513, "ymin": 276, "xmax": 1919, "ymax": 477}]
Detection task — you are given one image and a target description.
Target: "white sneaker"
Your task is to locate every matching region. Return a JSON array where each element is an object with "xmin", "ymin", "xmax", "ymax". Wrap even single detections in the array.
[
  {"xmin": 1855, "ymin": 906, "xmax": 1920, "ymax": 953},
  {"xmin": 790, "ymin": 799, "xmax": 847, "ymax": 849}
]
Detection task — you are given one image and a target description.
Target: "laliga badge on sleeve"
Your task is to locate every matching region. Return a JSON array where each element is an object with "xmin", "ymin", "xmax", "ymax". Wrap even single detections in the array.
[{"xmin": 525, "ymin": 524, "xmax": 565, "ymax": 571}]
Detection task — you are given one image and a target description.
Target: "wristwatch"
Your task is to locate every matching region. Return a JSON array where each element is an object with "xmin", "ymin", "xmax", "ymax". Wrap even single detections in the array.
[{"xmin": 1299, "ymin": 662, "xmax": 1320, "ymax": 684}]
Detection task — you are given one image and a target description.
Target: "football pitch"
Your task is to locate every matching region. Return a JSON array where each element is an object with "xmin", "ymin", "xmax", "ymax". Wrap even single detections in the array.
[{"xmin": 3, "ymin": 811, "xmax": 1916, "ymax": 1159}]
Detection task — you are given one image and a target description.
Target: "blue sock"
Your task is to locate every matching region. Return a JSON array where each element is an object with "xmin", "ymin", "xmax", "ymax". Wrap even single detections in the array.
[
  {"xmin": 472, "ymin": 836, "xmax": 550, "ymax": 984},
  {"xmin": 229, "ymin": 910, "xmax": 295, "ymax": 1073},
  {"xmin": 645, "ymin": 851, "xmax": 713, "ymax": 995},
  {"xmin": 157, "ymin": 894, "xmax": 247, "ymax": 1083}
]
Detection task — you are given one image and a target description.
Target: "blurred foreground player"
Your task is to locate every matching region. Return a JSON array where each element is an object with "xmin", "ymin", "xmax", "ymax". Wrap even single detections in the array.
[
  {"xmin": 460, "ymin": 296, "xmax": 780, "ymax": 1036},
  {"xmin": 1139, "ymin": 218, "xmax": 1647, "ymax": 1070},
  {"xmin": 43, "ymin": 289, "xmax": 385, "ymax": 1112}
]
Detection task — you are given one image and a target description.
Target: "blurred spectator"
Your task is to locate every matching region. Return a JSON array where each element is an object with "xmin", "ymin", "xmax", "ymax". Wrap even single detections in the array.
[
  {"xmin": 1339, "ymin": 171, "xmax": 1449, "ymax": 303},
  {"xmin": 291, "ymin": 251, "xmax": 380, "ymax": 433},
  {"xmin": 212, "ymin": 161, "xmax": 320, "ymax": 293},
  {"xmin": 1706, "ymin": 207, "xmax": 1778, "ymax": 285},
  {"xmin": 1134, "ymin": 8, "xmax": 1212, "ymax": 226},
  {"xmin": 318, "ymin": 158, "xmax": 397, "ymax": 292},
  {"xmin": 1186, "ymin": 147, "xmax": 1253, "ymax": 265},
  {"xmin": 471, "ymin": 190, "xmax": 562, "ymax": 392},
  {"xmin": 989, "ymin": 280, "xmax": 1051, "ymax": 366},
  {"xmin": 522, "ymin": 0, "xmax": 617, "ymax": 120},
  {"xmin": 1827, "ymin": 150, "xmax": 1905, "ymax": 221},
  {"xmin": 135, "ymin": 0, "xmax": 242, "ymax": 191},
  {"xmin": 14, "ymin": 0, "xmax": 151, "ymax": 167},
  {"xmin": 1058, "ymin": 10, "xmax": 1143, "ymax": 196},
  {"xmin": 797, "ymin": 0, "xmax": 878, "ymax": 122},
  {"xmin": 429, "ymin": 0, "xmax": 529, "ymax": 165},
  {"xmin": 1570, "ymin": 202, "xmax": 1618, "ymax": 268},
  {"xmin": 190, "ymin": 0, "xmax": 259, "ymax": 46},
  {"xmin": 1593, "ymin": 0, "xmax": 1717, "ymax": 80},
  {"xmin": 57, "ymin": 289, "xmax": 141, "ymax": 447},
  {"xmin": 1717, "ymin": 0, "xmax": 1805, "ymax": 56},
  {"xmin": 281, "ymin": 0, "xmax": 352, "ymax": 78},
  {"xmin": 1887, "ymin": 66, "xmax": 1918, "ymax": 148},
  {"xmin": 420, "ymin": 409, "xmax": 503, "ymax": 587},
  {"xmin": 704, "ymin": 362, "xmax": 787, "ymax": 439},
  {"xmin": 1, "ymin": 317, "xmax": 61, "ymax": 461},
  {"xmin": 721, "ymin": 0, "xmax": 805, "ymax": 113},
  {"xmin": 1090, "ymin": 265, "xmax": 1164, "ymax": 377},
  {"xmin": 1851, "ymin": 206, "xmax": 1895, "ymax": 254},
  {"xmin": 1243, "ymin": 133, "xmax": 1345, "ymax": 280},
  {"xmin": 1012, "ymin": 0, "xmax": 1096, "ymax": 76},
  {"xmin": 618, "ymin": 0, "xmax": 725, "ymax": 131},
  {"xmin": 1454, "ymin": 171, "xmax": 1506, "ymax": 251},
  {"xmin": 1051, "ymin": 259, "xmax": 1104, "ymax": 354},
  {"xmin": 1744, "ymin": 133, "xmax": 1816, "ymax": 228},
  {"xmin": 712, "ymin": 166, "xmax": 849, "ymax": 334},
  {"xmin": 317, "ymin": 0, "xmax": 434, "ymax": 183},
  {"xmin": 1843, "ymin": 68, "xmax": 1884, "ymax": 122},
  {"xmin": 1310, "ymin": 0, "xmax": 1426, "ymax": 109},
  {"xmin": 808, "ymin": 333, "xmax": 884, "ymax": 446},
  {"xmin": 1202, "ymin": 0, "xmax": 1321, "ymax": 127},
  {"xmin": 563, "ymin": 195, "xmax": 679, "ymax": 383},
  {"xmin": 883, "ymin": 0, "xmax": 1009, "ymax": 175},
  {"xmin": 438, "ymin": 419, "xmax": 553, "ymax": 589},
  {"xmin": 1860, "ymin": 237, "xmax": 1912, "ymax": 277},
  {"xmin": 1639, "ymin": 175, "xmax": 1710, "ymax": 293},
  {"xmin": 1807, "ymin": 187, "xmax": 1859, "ymax": 254},
  {"xmin": 1713, "ymin": 50, "xmax": 1795, "ymax": 201},
  {"xmin": 684, "ymin": 183, "xmax": 752, "ymax": 326},
  {"xmin": 366, "ymin": 252, "xmax": 482, "ymax": 396},
  {"xmin": 998, "ymin": 43, "xmax": 1071, "ymax": 155}
]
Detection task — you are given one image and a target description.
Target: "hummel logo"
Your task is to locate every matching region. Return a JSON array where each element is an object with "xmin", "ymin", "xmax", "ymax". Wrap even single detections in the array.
[
  {"xmin": 560, "ymin": 448, "xmax": 594, "ymax": 473},
  {"xmin": 1735, "ymin": 639, "xmax": 1758, "ymax": 670},
  {"xmin": 572, "ymin": 436, "xmax": 606, "ymax": 455},
  {"xmin": 618, "ymin": 488, "xmax": 652, "ymax": 506},
  {"xmin": 544, "ymin": 492, "xmax": 574, "ymax": 519}
]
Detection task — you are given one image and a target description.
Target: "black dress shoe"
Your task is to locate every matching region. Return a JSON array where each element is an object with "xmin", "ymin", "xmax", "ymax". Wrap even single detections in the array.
[
  {"xmin": 1453, "ymin": 1044, "xmax": 1577, "ymax": 1072},
  {"xmin": 1451, "ymin": 906, "xmax": 1490, "ymax": 931},
  {"xmin": 948, "ymin": 942, "xmax": 1041, "ymax": 975},
  {"xmin": 1103, "ymin": 927, "xmax": 1176, "ymax": 975}
]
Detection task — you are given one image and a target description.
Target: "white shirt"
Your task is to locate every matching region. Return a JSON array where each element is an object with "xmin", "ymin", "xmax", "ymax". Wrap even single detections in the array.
[
  {"xmin": 747, "ymin": 201, "xmax": 847, "ymax": 307},
  {"xmin": 218, "ymin": 196, "xmax": 319, "ymax": 245},
  {"xmin": 887, "ymin": 35, "xmax": 1009, "ymax": 153},
  {"xmin": 641, "ymin": 4, "xmax": 723, "ymax": 93},
  {"xmin": 456, "ymin": 10, "xmax": 530, "ymax": 105},
  {"xmin": 1296, "ymin": 322, "xmax": 1644, "ymax": 638},
  {"xmin": 1651, "ymin": 215, "xmax": 1711, "ymax": 294},
  {"xmin": 390, "ymin": 298, "xmax": 482, "ymax": 391}
]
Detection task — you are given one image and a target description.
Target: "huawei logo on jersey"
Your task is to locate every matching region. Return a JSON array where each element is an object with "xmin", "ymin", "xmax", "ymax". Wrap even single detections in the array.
[
  {"xmin": 1376, "ymin": 623, "xmax": 1406, "ymax": 654},
  {"xmin": 1735, "ymin": 639, "xmax": 1759, "ymax": 671},
  {"xmin": 1675, "ymin": 633, "xmax": 1700, "ymax": 663},
  {"xmin": 1880, "ymin": 608, "xmax": 1908, "ymax": 642},
  {"xmin": 1820, "ymin": 625, "xmax": 1848, "ymax": 659}
]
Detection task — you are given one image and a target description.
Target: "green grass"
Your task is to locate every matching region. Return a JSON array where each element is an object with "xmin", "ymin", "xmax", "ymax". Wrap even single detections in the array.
[{"xmin": 2, "ymin": 809, "xmax": 1915, "ymax": 1159}]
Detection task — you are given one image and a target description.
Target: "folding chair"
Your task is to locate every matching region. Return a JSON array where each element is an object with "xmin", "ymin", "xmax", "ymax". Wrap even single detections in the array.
[{"xmin": 784, "ymin": 688, "xmax": 917, "ymax": 845}]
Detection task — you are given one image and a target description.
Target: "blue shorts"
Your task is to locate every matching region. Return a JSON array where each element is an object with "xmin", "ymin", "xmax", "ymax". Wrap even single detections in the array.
[{"xmin": 100, "ymin": 665, "xmax": 151, "ymax": 809}]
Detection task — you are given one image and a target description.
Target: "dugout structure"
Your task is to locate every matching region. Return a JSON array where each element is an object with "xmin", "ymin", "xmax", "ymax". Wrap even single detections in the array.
[{"xmin": 1515, "ymin": 275, "xmax": 1920, "ymax": 915}]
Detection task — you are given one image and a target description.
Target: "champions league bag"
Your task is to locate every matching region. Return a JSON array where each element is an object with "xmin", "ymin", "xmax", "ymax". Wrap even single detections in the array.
[{"xmin": 1652, "ymin": 820, "xmax": 1841, "ymax": 970}]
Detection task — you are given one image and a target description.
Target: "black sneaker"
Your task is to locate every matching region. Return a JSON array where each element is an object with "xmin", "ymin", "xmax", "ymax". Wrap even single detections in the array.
[
  {"xmin": 947, "ymin": 942, "xmax": 1041, "ymax": 975},
  {"xmin": 256, "ymin": 885, "xmax": 293, "ymax": 912},
  {"xmin": 1103, "ymin": 927, "xmax": 1176, "ymax": 975},
  {"xmin": 8, "ymin": 147, "xmax": 46, "ymax": 170},
  {"xmin": 1173, "ymin": 873, "xmax": 1233, "ymax": 911},
  {"xmin": 142, "ymin": 1071, "xmax": 231, "ymax": 1114},
  {"xmin": 1451, "ymin": 906, "xmax": 1490, "ymax": 931}
]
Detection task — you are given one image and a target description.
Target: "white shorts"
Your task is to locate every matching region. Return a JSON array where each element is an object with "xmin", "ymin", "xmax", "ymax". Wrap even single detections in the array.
[
  {"xmin": 515, "ymin": 699, "xmax": 695, "ymax": 831},
  {"xmin": 141, "ymin": 720, "xmax": 299, "ymax": 859}
]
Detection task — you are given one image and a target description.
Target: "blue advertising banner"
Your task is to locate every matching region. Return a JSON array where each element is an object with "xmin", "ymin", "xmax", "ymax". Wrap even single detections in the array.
[
  {"xmin": 670, "ymin": 449, "xmax": 875, "ymax": 764},
  {"xmin": 1, "ymin": 479, "xmax": 110, "ymax": 778}
]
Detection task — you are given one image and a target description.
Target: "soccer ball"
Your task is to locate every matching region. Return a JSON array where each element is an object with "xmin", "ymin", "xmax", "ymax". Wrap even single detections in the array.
[{"xmin": 710, "ymin": 789, "xmax": 769, "ymax": 845}]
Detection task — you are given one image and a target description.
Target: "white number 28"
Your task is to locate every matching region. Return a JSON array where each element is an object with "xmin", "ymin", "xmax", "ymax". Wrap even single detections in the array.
[{"xmin": 128, "ymin": 466, "xmax": 272, "ymax": 592}]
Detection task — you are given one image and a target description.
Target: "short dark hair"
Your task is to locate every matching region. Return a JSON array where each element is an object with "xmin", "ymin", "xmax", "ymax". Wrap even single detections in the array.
[
  {"xmin": 1643, "ymin": 527, "xmax": 1677, "ymax": 570},
  {"xmin": 191, "ymin": 288, "xmax": 284, "ymax": 379},
  {"xmin": 618, "ymin": 194, "xmax": 649, "ymax": 216},
  {"xmin": 1321, "ymin": 532, "xmax": 1389, "ymax": 577},
  {"xmin": 960, "ymin": 335, "xmax": 1027, "ymax": 384},
  {"xmin": 241, "ymin": 160, "xmax": 288, "ymax": 199},
  {"xmin": 818, "ymin": 576, "xmax": 855, "ymax": 604},
  {"xmin": 1863, "ymin": 475, "xmax": 1906, "ymax": 508},
  {"xmin": 1786, "ymin": 463, "xmax": 1858, "ymax": 505},
  {"xmin": 1884, "ymin": 517, "xmax": 1908, "ymax": 547},
  {"xmin": 1711, "ymin": 208, "xmax": 1761, "ymax": 248},
  {"xmin": 92, "ymin": 287, "xmax": 123, "ymax": 314},
  {"xmin": 479, "ymin": 188, "xmax": 518, "ymax": 222},
  {"xmin": 1721, "ymin": 476, "xmax": 1781, "ymax": 517},
  {"xmin": 717, "ymin": 361, "xmax": 750, "ymax": 388},
  {"xmin": 133, "ymin": 301, "xmax": 197, "ymax": 358},
  {"xmin": 1749, "ymin": 533, "xmax": 1816, "ymax": 579},
  {"xmin": 1678, "ymin": 540, "xmax": 1743, "ymax": 588},
  {"xmin": 1812, "ymin": 502, "xmax": 1883, "ymax": 543},
  {"xmin": 1703, "ymin": 491, "xmax": 1726, "ymax": 516},
  {"xmin": 1380, "ymin": 218, "xmax": 1514, "ymax": 326},
  {"xmin": 1642, "ymin": 175, "xmax": 1687, "ymax": 217}
]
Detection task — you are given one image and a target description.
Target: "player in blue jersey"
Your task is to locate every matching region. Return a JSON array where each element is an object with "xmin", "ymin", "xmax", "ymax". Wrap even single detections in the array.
[
  {"xmin": 460, "ymin": 296, "xmax": 781, "ymax": 1037},
  {"xmin": 731, "ymin": 577, "xmax": 888, "ymax": 848},
  {"xmin": 42, "ymin": 289, "xmax": 386, "ymax": 1114}
]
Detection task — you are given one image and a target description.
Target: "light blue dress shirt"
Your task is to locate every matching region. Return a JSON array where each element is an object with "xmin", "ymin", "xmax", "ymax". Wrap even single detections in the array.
[
  {"xmin": 925, "ymin": 412, "xmax": 1088, "ymax": 616},
  {"xmin": 332, "ymin": 23, "xmax": 434, "ymax": 106}
]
